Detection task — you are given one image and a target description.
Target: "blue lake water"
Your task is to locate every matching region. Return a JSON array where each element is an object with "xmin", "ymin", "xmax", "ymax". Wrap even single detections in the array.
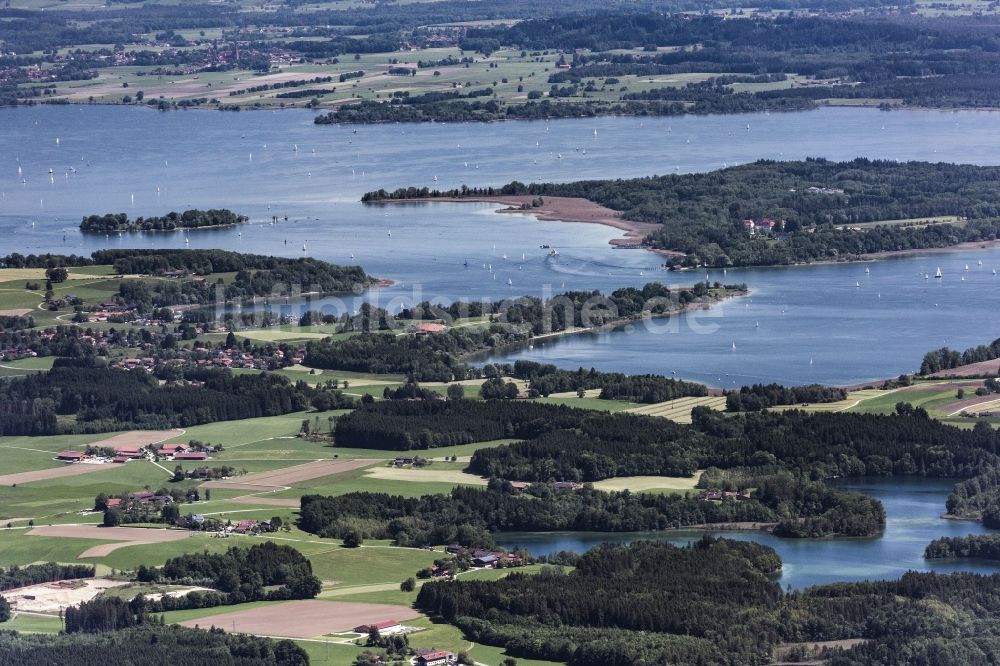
[
  {"xmin": 3, "ymin": 105, "xmax": 1000, "ymax": 384},
  {"xmin": 498, "ymin": 478, "xmax": 998, "ymax": 590}
]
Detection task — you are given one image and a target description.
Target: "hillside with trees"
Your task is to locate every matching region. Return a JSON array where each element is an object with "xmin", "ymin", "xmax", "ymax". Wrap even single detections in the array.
[{"xmin": 417, "ymin": 537, "xmax": 1000, "ymax": 666}]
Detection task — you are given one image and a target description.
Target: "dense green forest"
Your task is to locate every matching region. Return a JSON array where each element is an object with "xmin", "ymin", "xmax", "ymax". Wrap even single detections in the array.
[
  {"xmin": 366, "ymin": 159, "xmax": 1000, "ymax": 266},
  {"xmin": 416, "ymin": 536, "xmax": 1000, "ymax": 666},
  {"xmin": 725, "ymin": 383, "xmax": 848, "ymax": 411},
  {"xmin": 920, "ymin": 336, "xmax": 1000, "ymax": 374},
  {"xmin": 925, "ymin": 533, "xmax": 1000, "ymax": 561},
  {"xmin": 298, "ymin": 476, "xmax": 878, "ymax": 545},
  {"xmin": 0, "ymin": 359, "xmax": 349, "ymax": 435},
  {"xmin": 80, "ymin": 210, "xmax": 247, "ymax": 233},
  {"xmin": 334, "ymin": 400, "xmax": 591, "ymax": 450},
  {"xmin": 0, "ymin": 563, "xmax": 94, "ymax": 592},
  {"xmin": 0, "ymin": 625, "xmax": 308, "ymax": 665},
  {"xmin": 0, "ymin": 249, "xmax": 373, "ymax": 307}
]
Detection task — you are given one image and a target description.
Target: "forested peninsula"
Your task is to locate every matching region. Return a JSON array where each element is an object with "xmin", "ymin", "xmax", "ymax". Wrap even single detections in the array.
[
  {"xmin": 366, "ymin": 159, "xmax": 1000, "ymax": 267},
  {"xmin": 80, "ymin": 209, "xmax": 248, "ymax": 233},
  {"xmin": 415, "ymin": 538, "xmax": 1000, "ymax": 666}
]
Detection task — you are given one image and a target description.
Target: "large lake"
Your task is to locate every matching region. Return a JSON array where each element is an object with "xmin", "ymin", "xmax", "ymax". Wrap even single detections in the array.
[
  {"xmin": 498, "ymin": 478, "xmax": 997, "ymax": 590},
  {"xmin": 4, "ymin": 105, "xmax": 1000, "ymax": 384}
]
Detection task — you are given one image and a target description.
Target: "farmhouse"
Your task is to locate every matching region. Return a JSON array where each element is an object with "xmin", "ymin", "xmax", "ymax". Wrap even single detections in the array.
[
  {"xmin": 233, "ymin": 519, "xmax": 258, "ymax": 533},
  {"xmin": 353, "ymin": 620, "xmax": 403, "ymax": 635},
  {"xmin": 56, "ymin": 451, "xmax": 87, "ymax": 462},
  {"xmin": 173, "ymin": 452, "xmax": 208, "ymax": 461},
  {"xmin": 113, "ymin": 445, "xmax": 145, "ymax": 459},
  {"xmin": 415, "ymin": 648, "xmax": 455, "ymax": 666},
  {"xmin": 158, "ymin": 443, "xmax": 188, "ymax": 455}
]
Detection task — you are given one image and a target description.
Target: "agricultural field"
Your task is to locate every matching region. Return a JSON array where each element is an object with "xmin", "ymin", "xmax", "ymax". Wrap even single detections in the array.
[{"xmin": 626, "ymin": 395, "xmax": 728, "ymax": 423}]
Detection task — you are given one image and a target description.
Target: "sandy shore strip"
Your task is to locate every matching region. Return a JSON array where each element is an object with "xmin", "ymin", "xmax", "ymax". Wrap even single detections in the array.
[
  {"xmin": 201, "ymin": 458, "xmax": 378, "ymax": 492},
  {"xmin": 178, "ymin": 599, "xmax": 421, "ymax": 638},
  {"xmin": 371, "ymin": 195, "xmax": 659, "ymax": 247}
]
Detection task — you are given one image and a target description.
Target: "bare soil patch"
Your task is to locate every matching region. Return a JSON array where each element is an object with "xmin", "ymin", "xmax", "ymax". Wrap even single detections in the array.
[
  {"xmin": 178, "ymin": 599, "xmax": 420, "ymax": 638},
  {"xmin": 28, "ymin": 525, "xmax": 195, "ymax": 558},
  {"xmin": 930, "ymin": 359, "xmax": 1000, "ymax": 378},
  {"xmin": 0, "ymin": 462, "xmax": 112, "ymax": 487},
  {"xmin": 90, "ymin": 430, "xmax": 180, "ymax": 449},
  {"xmin": 0, "ymin": 308, "xmax": 32, "ymax": 317},
  {"xmin": 201, "ymin": 459, "xmax": 377, "ymax": 491},
  {"xmin": 6, "ymin": 578, "xmax": 128, "ymax": 613}
]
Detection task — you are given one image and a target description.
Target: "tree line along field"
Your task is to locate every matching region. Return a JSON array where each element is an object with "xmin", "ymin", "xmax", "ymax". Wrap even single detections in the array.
[{"xmin": 42, "ymin": 45, "xmax": 753, "ymax": 110}]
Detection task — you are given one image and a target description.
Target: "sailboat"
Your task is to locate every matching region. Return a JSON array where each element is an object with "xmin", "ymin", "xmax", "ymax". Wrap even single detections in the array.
[
  {"xmin": 731, "ymin": 342, "xmax": 736, "ymax": 351},
  {"xmin": 865, "ymin": 266, "xmax": 870, "ymax": 274},
  {"xmin": 856, "ymin": 281, "xmax": 860, "ymax": 288},
  {"xmin": 507, "ymin": 278, "xmax": 513, "ymax": 286},
  {"xmin": 935, "ymin": 267, "xmax": 943, "ymax": 278},
  {"xmin": 965, "ymin": 264, "xmax": 970, "ymax": 271}
]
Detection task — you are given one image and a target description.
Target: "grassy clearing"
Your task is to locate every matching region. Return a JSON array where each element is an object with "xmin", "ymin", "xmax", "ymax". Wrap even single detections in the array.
[
  {"xmin": 592, "ymin": 473, "xmax": 702, "ymax": 494},
  {"xmin": 5, "ymin": 613, "xmax": 64, "ymax": 633},
  {"xmin": 361, "ymin": 464, "xmax": 488, "ymax": 486},
  {"xmin": 627, "ymin": 396, "xmax": 728, "ymax": 423},
  {"xmin": 0, "ymin": 459, "xmax": 176, "ymax": 522}
]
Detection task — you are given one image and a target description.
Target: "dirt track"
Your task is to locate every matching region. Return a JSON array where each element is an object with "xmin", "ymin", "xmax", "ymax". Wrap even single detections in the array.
[
  {"xmin": 201, "ymin": 459, "xmax": 376, "ymax": 491},
  {"xmin": 178, "ymin": 599, "xmax": 420, "ymax": 637}
]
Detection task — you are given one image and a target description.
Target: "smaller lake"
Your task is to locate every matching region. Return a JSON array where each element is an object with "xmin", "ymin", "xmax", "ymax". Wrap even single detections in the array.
[{"xmin": 497, "ymin": 478, "xmax": 998, "ymax": 590}]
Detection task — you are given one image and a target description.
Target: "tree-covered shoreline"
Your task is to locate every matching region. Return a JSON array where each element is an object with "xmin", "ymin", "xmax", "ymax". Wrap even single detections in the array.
[
  {"xmin": 80, "ymin": 210, "xmax": 248, "ymax": 233},
  {"xmin": 365, "ymin": 159, "xmax": 1000, "ymax": 267}
]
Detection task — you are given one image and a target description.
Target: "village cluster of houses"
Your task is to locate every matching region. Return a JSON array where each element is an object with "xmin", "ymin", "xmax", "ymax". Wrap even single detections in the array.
[
  {"xmin": 105, "ymin": 490, "xmax": 174, "ymax": 512},
  {"xmin": 56, "ymin": 442, "xmax": 210, "ymax": 465},
  {"xmin": 442, "ymin": 545, "xmax": 524, "ymax": 570}
]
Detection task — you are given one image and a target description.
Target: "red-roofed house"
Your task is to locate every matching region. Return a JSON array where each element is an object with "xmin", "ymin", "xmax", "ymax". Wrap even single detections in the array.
[
  {"xmin": 106, "ymin": 498, "xmax": 122, "ymax": 508},
  {"xmin": 173, "ymin": 452, "xmax": 208, "ymax": 461},
  {"xmin": 57, "ymin": 451, "xmax": 87, "ymax": 462},
  {"xmin": 415, "ymin": 649, "xmax": 455, "ymax": 666},
  {"xmin": 415, "ymin": 322, "xmax": 447, "ymax": 335},
  {"xmin": 114, "ymin": 446, "xmax": 144, "ymax": 458},
  {"xmin": 159, "ymin": 443, "xmax": 187, "ymax": 455},
  {"xmin": 353, "ymin": 620, "xmax": 402, "ymax": 634},
  {"xmin": 112, "ymin": 455, "xmax": 130, "ymax": 464},
  {"xmin": 234, "ymin": 519, "xmax": 258, "ymax": 533}
]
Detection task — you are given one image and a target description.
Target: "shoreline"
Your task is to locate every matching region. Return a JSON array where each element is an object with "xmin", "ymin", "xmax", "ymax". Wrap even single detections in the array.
[
  {"xmin": 369, "ymin": 196, "xmax": 659, "ymax": 248},
  {"xmin": 461, "ymin": 288, "xmax": 748, "ymax": 362},
  {"xmin": 370, "ymin": 197, "xmax": 1000, "ymax": 264}
]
